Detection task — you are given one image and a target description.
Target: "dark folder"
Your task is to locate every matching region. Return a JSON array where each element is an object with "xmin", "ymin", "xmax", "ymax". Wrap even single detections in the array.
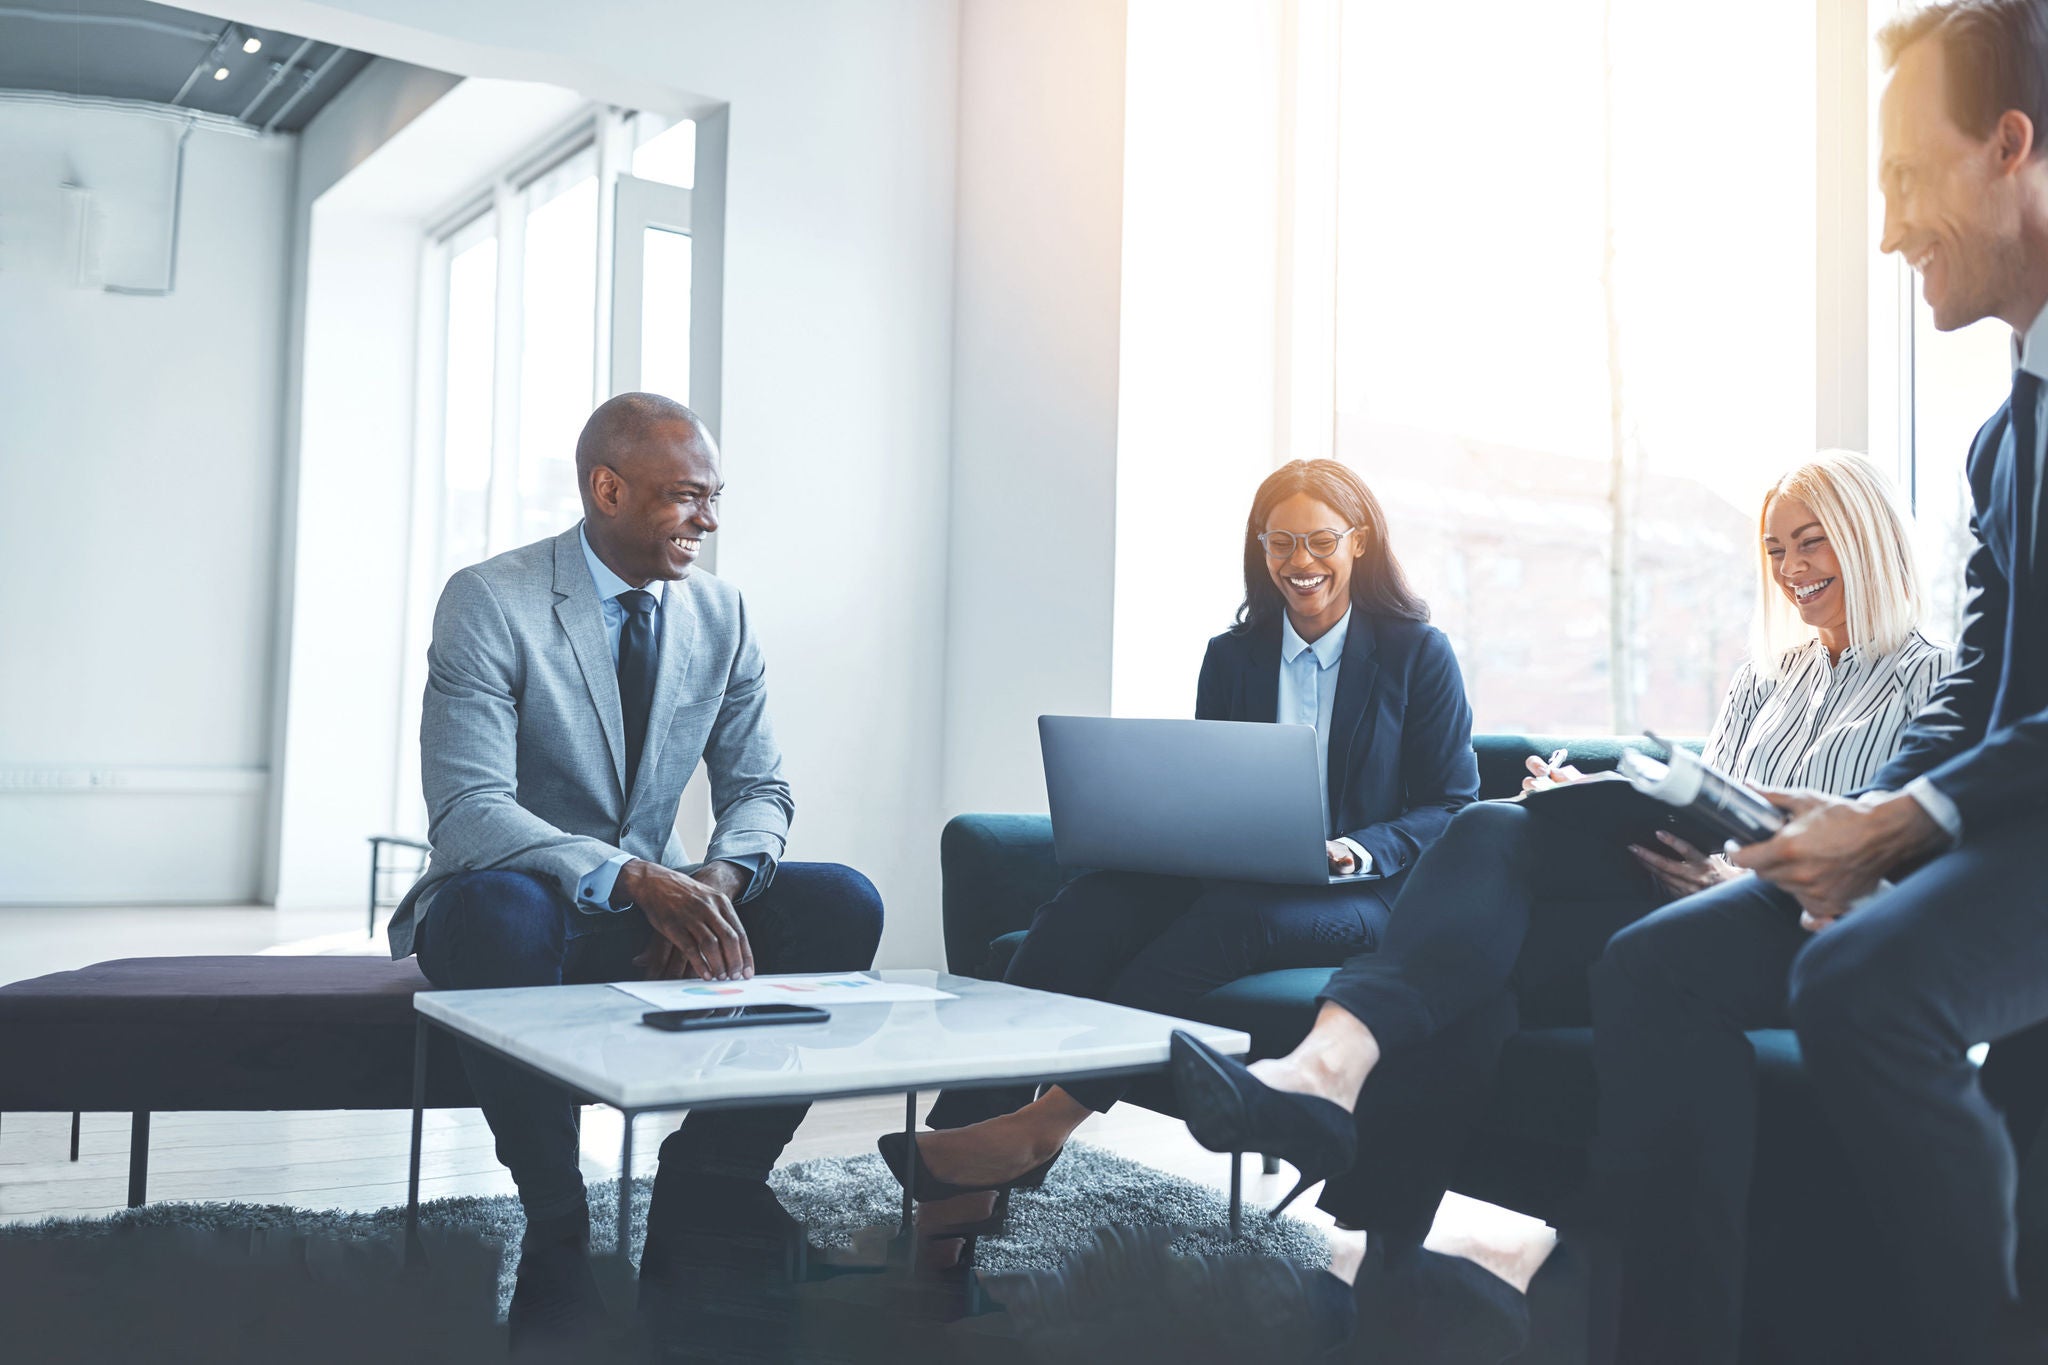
[{"xmin": 1511, "ymin": 771, "xmax": 1772, "ymax": 853}]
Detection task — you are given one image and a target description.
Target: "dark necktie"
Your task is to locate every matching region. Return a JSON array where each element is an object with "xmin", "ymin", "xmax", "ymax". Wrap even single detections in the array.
[
  {"xmin": 616, "ymin": 589, "xmax": 659, "ymax": 793},
  {"xmin": 2013, "ymin": 369, "xmax": 2042, "ymax": 585}
]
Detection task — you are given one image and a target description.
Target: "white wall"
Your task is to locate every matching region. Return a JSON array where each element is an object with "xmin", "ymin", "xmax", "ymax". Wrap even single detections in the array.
[
  {"xmin": 217, "ymin": 0, "xmax": 967, "ymax": 962},
  {"xmin": 941, "ymin": 0, "xmax": 1130, "ymax": 818},
  {"xmin": 269, "ymin": 66, "xmax": 585, "ymax": 909},
  {"xmin": 0, "ymin": 101, "xmax": 294, "ymax": 904},
  {"xmin": 1112, "ymin": 0, "xmax": 1292, "ymax": 721}
]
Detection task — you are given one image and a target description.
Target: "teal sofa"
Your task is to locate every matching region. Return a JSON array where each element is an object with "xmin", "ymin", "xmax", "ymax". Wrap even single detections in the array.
[{"xmin": 941, "ymin": 734, "xmax": 2047, "ymax": 1364}]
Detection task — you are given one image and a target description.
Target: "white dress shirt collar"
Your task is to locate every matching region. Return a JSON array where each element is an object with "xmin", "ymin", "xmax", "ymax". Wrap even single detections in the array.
[{"xmin": 1280, "ymin": 608, "xmax": 1350, "ymax": 670}]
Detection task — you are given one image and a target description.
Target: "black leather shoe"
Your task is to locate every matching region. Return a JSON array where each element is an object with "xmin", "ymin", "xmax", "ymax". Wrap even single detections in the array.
[
  {"xmin": 641, "ymin": 1168, "xmax": 809, "ymax": 1282},
  {"xmin": 506, "ymin": 1213, "xmax": 605, "ymax": 1358},
  {"xmin": 875, "ymin": 1130, "xmax": 1062, "ymax": 1205},
  {"xmin": 1168, "ymin": 1030, "xmax": 1357, "ymax": 1217}
]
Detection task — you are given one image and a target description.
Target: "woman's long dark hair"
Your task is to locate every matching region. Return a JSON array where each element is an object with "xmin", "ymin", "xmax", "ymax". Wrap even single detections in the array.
[{"xmin": 1234, "ymin": 459, "xmax": 1429, "ymax": 632}]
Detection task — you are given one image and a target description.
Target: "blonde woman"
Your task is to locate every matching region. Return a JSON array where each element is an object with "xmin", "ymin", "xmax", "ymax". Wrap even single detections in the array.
[{"xmin": 1164, "ymin": 450, "xmax": 1947, "ymax": 1351}]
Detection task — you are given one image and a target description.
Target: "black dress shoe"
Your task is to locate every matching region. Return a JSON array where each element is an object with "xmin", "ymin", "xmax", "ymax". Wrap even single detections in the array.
[
  {"xmin": 1168, "ymin": 1030, "xmax": 1357, "ymax": 1217},
  {"xmin": 507, "ymin": 1218, "xmax": 606, "ymax": 1357},
  {"xmin": 875, "ymin": 1130, "xmax": 1062, "ymax": 1206},
  {"xmin": 641, "ymin": 1169, "xmax": 809, "ymax": 1281},
  {"xmin": 1352, "ymin": 1246, "xmax": 1531, "ymax": 1365}
]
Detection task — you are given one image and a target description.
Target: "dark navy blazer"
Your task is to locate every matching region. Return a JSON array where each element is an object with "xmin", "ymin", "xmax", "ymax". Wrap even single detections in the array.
[
  {"xmin": 1194, "ymin": 611, "xmax": 1480, "ymax": 886},
  {"xmin": 1869, "ymin": 383, "xmax": 2048, "ymax": 828}
]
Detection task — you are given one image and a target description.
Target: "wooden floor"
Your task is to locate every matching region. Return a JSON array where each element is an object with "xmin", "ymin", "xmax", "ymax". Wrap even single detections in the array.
[{"xmin": 0, "ymin": 905, "xmax": 1553, "ymax": 1290}]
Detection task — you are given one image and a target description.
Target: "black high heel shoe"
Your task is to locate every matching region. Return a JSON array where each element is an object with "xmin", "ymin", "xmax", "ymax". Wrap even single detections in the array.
[
  {"xmin": 1168, "ymin": 1030, "xmax": 1357, "ymax": 1218},
  {"xmin": 875, "ymin": 1130, "xmax": 1062, "ymax": 1206}
]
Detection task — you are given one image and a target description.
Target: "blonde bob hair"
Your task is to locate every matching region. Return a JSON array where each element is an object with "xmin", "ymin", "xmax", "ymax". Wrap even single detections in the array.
[{"xmin": 1750, "ymin": 449, "xmax": 1926, "ymax": 679}]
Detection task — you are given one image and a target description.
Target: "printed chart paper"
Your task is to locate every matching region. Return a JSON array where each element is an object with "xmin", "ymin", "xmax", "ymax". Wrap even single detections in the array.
[{"xmin": 612, "ymin": 972, "xmax": 957, "ymax": 1010}]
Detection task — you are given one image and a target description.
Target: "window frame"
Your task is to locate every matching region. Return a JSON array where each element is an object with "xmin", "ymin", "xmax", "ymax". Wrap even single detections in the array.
[
  {"xmin": 1276, "ymin": 0, "xmax": 1924, "ymax": 735},
  {"xmin": 392, "ymin": 104, "xmax": 725, "ymax": 833}
]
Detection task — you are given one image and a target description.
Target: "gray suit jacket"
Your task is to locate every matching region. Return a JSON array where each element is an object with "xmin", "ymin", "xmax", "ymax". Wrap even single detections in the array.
[{"xmin": 386, "ymin": 526, "xmax": 793, "ymax": 958}]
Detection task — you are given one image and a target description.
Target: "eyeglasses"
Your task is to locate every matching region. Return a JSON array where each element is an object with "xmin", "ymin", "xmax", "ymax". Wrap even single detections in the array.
[{"xmin": 1256, "ymin": 527, "xmax": 1364, "ymax": 560}]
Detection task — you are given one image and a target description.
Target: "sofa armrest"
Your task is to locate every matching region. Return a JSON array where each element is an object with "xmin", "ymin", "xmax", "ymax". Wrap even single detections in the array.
[{"xmin": 940, "ymin": 814, "xmax": 1071, "ymax": 979}]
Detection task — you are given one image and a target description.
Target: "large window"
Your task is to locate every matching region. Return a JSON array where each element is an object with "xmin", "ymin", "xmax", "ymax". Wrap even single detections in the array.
[
  {"xmin": 1332, "ymin": 0, "xmax": 1814, "ymax": 735},
  {"xmin": 393, "ymin": 108, "xmax": 715, "ymax": 832},
  {"xmin": 415, "ymin": 110, "xmax": 704, "ymax": 597},
  {"xmin": 1908, "ymin": 295, "xmax": 2008, "ymax": 641},
  {"xmin": 1111, "ymin": 0, "xmax": 2007, "ymax": 737}
]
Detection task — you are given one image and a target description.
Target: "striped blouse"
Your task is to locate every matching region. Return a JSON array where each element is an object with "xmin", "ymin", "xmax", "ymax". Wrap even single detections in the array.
[{"xmin": 1704, "ymin": 630, "xmax": 1952, "ymax": 795}]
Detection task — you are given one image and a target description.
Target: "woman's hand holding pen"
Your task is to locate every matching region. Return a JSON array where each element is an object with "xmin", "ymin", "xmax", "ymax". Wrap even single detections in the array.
[{"xmin": 1520, "ymin": 748, "xmax": 1585, "ymax": 792}]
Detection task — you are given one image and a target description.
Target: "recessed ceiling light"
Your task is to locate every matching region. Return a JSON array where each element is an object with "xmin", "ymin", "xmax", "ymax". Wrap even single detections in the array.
[
  {"xmin": 213, "ymin": 67, "xmax": 229, "ymax": 80},
  {"xmin": 242, "ymin": 37, "xmax": 262, "ymax": 54}
]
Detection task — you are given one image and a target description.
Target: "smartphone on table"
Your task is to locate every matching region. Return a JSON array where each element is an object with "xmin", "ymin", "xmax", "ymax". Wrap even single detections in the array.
[{"xmin": 641, "ymin": 1004, "xmax": 831, "ymax": 1032}]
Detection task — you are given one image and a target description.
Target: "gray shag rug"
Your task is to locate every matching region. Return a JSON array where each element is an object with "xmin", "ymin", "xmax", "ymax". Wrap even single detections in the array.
[{"xmin": 5, "ymin": 1143, "xmax": 1327, "ymax": 1317}]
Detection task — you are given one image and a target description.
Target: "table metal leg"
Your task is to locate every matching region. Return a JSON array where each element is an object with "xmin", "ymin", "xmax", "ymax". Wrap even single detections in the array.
[
  {"xmin": 900, "ymin": 1091, "xmax": 916, "ymax": 1235},
  {"xmin": 617, "ymin": 1110, "xmax": 636, "ymax": 1260},
  {"xmin": 1228, "ymin": 1150, "xmax": 1243, "ymax": 1239},
  {"xmin": 406, "ymin": 1016, "xmax": 427, "ymax": 1253},
  {"xmin": 128, "ymin": 1112, "xmax": 150, "ymax": 1208},
  {"xmin": 70, "ymin": 1111, "xmax": 81, "ymax": 1162}
]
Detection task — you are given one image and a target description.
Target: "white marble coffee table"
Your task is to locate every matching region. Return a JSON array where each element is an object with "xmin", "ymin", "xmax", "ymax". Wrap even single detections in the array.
[{"xmin": 405, "ymin": 970, "xmax": 1252, "ymax": 1257}]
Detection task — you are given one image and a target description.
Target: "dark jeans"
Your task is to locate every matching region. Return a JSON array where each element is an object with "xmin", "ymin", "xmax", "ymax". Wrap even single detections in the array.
[
  {"xmin": 1590, "ymin": 814, "xmax": 2048, "ymax": 1365},
  {"xmin": 926, "ymin": 870, "xmax": 1392, "ymax": 1130},
  {"xmin": 1312, "ymin": 800, "xmax": 1660, "ymax": 1243},
  {"xmin": 414, "ymin": 862, "xmax": 883, "ymax": 1226}
]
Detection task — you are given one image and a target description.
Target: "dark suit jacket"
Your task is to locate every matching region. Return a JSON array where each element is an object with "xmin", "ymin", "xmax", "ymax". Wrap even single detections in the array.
[
  {"xmin": 1194, "ymin": 611, "xmax": 1479, "ymax": 884},
  {"xmin": 1869, "ymin": 386, "xmax": 2048, "ymax": 829}
]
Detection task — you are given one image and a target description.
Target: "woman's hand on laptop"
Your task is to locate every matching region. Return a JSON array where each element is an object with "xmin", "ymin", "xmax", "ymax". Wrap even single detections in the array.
[{"xmin": 1326, "ymin": 841, "xmax": 1358, "ymax": 875}]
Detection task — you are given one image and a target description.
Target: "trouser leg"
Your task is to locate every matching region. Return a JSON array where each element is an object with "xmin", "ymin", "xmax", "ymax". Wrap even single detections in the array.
[
  {"xmin": 1059, "ymin": 878, "xmax": 1391, "ymax": 1112},
  {"xmin": 657, "ymin": 863, "xmax": 884, "ymax": 1179},
  {"xmin": 1787, "ymin": 819, "xmax": 2048, "ymax": 1365},
  {"xmin": 1588, "ymin": 876, "xmax": 1805, "ymax": 1365},
  {"xmin": 1318, "ymin": 800, "xmax": 1652, "ymax": 1048},
  {"xmin": 1317, "ymin": 988, "xmax": 1520, "ymax": 1245},
  {"xmin": 1303, "ymin": 802, "xmax": 1654, "ymax": 1241},
  {"xmin": 923, "ymin": 871, "xmax": 1198, "ymax": 1130},
  {"xmin": 1314, "ymin": 801, "xmax": 1543, "ymax": 1051},
  {"xmin": 414, "ymin": 870, "xmax": 598, "ymax": 1226}
]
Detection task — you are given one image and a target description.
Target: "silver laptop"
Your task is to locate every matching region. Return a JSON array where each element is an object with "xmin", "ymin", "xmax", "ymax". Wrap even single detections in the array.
[{"xmin": 1038, "ymin": 715, "xmax": 1377, "ymax": 886}]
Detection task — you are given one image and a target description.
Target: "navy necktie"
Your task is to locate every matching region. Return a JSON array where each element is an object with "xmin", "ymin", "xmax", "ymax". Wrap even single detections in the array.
[
  {"xmin": 616, "ymin": 589, "xmax": 659, "ymax": 793},
  {"xmin": 2013, "ymin": 369, "xmax": 2041, "ymax": 585}
]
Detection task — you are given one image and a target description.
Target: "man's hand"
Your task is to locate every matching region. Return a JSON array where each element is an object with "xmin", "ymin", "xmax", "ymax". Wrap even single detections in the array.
[
  {"xmin": 1326, "ymin": 841, "xmax": 1358, "ymax": 875},
  {"xmin": 620, "ymin": 859, "xmax": 755, "ymax": 981},
  {"xmin": 1726, "ymin": 789, "xmax": 1946, "ymax": 929}
]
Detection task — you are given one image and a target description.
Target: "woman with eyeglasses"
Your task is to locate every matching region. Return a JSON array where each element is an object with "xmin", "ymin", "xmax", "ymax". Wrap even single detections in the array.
[{"xmin": 878, "ymin": 458, "xmax": 1479, "ymax": 1210}]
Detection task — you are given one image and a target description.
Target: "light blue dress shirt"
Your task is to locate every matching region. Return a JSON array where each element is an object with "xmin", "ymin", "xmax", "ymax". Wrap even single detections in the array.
[
  {"xmin": 1278, "ymin": 610, "xmax": 1371, "ymax": 872},
  {"xmin": 574, "ymin": 525, "xmax": 766, "ymax": 912}
]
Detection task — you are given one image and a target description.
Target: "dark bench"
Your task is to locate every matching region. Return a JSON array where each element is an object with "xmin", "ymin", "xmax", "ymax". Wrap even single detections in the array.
[
  {"xmin": 0, "ymin": 956, "xmax": 474, "ymax": 1206},
  {"xmin": 942, "ymin": 733, "xmax": 2048, "ymax": 1364}
]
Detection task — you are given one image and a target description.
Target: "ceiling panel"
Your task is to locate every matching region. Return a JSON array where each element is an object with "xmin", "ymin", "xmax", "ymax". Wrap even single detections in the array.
[{"xmin": 0, "ymin": 0, "xmax": 375, "ymax": 130}]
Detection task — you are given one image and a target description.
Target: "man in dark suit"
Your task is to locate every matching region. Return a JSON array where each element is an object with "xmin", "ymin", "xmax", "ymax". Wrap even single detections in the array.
[{"xmin": 1590, "ymin": 5, "xmax": 2048, "ymax": 1361}]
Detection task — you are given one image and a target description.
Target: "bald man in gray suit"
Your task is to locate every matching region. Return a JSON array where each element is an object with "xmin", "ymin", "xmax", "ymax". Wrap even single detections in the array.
[{"xmin": 398, "ymin": 394, "xmax": 883, "ymax": 1333}]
